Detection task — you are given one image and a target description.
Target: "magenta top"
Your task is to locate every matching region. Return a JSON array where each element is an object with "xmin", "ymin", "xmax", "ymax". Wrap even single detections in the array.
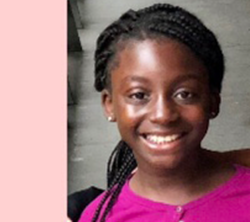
[{"xmin": 79, "ymin": 165, "xmax": 250, "ymax": 222}]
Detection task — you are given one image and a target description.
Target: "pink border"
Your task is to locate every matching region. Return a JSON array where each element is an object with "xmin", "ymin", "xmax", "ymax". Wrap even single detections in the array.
[{"xmin": 1, "ymin": 0, "xmax": 67, "ymax": 221}]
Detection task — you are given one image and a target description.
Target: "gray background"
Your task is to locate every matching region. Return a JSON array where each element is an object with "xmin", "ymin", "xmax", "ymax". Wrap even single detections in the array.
[{"xmin": 68, "ymin": 0, "xmax": 250, "ymax": 195}]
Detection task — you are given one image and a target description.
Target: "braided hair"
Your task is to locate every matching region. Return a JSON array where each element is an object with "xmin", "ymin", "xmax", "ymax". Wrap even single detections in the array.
[{"xmin": 92, "ymin": 3, "xmax": 225, "ymax": 221}]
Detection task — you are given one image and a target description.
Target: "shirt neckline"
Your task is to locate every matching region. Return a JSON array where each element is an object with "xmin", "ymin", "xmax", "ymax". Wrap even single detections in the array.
[{"xmin": 122, "ymin": 164, "xmax": 247, "ymax": 211}]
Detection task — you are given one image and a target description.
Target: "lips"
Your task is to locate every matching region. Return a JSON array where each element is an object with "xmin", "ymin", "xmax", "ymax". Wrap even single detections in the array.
[
  {"xmin": 146, "ymin": 134, "xmax": 182, "ymax": 144},
  {"xmin": 141, "ymin": 132, "xmax": 185, "ymax": 150}
]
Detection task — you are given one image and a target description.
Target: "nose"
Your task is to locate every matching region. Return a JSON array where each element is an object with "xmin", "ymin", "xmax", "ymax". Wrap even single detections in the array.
[{"xmin": 149, "ymin": 96, "xmax": 179, "ymax": 125}]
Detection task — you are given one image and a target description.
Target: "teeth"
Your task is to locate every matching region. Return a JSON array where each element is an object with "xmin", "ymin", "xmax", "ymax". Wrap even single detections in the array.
[{"xmin": 146, "ymin": 134, "xmax": 180, "ymax": 144}]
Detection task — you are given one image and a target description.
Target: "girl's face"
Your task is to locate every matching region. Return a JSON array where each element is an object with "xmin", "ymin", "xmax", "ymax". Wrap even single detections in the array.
[{"xmin": 102, "ymin": 38, "xmax": 220, "ymax": 170}]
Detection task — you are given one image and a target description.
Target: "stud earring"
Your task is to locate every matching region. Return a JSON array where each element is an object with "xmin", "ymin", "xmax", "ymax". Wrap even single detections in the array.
[
  {"xmin": 107, "ymin": 116, "xmax": 113, "ymax": 122},
  {"xmin": 210, "ymin": 112, "xmax": 216, "ymax": 118}
]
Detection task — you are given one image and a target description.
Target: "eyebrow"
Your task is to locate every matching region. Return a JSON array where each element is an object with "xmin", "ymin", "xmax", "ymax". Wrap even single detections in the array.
[
  {"xmin": 122, "ymin": 73, "xmax": 206, "ymax": 83},
  {"xmin": 174, "ymin": 73, "xmax": 208, "ymax": 84},
  {"xmin": 122, "ymin": 75, "xmax": 150, "ymax": 83}
]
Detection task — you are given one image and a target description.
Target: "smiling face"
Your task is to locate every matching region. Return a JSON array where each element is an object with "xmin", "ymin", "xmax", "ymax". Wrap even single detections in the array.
[{"xmin": 102, "ymin": 38, "xmax": 220, "ymax": 171}]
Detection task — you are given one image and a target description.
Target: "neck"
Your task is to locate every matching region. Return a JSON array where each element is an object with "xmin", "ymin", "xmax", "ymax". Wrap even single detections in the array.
[{"xmin": 129, "ymin": 149, "xmax": 234, "ymax": 205}]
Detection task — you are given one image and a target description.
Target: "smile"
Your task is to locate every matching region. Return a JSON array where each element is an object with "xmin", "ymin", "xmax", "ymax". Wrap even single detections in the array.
[
  {"xmin": 146, "ymin": 134, "xmax": 181, "ymax": 144},
  {"xmin": 141, "ymin": 133, "xmax": 185, "ymax": 150}
]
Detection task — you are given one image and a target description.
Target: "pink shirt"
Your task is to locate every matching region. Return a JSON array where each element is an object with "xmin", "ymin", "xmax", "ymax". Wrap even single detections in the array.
[{"xmin": 79, "ymin": 165, "xmax": 250, "ymax": 221}]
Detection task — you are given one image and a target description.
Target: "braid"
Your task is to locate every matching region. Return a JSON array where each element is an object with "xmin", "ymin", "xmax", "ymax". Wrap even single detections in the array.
[
  {"xmin": 106, "ymin": 141, "xmax": 120, "ymax": 188},
  {"xmin": 92, "ymin": 142, "xmax": 136, "ymax": 222},
  {"xmin": 106, "ymin": 140, "xmax": 135, "ymax": 187},
  {"xmin": 93, "ymin": 3, "xmax": 226, "ymax": 221},
  {"xmin": 94, "ymin": 9, "xmax": 141, "ymax": 91},
  {"xmin": 94, "ymin": 3, "xmax": 224, "ymax": 93},
  {"xmin": 100, "ymin": 151, "xmax": 136, "ymax": 221}
]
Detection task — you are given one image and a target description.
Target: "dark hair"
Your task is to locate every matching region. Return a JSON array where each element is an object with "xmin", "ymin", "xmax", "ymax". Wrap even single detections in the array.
[{"xmin": 92, "ymin": 3, "xmax": 225, "ymax": 221}]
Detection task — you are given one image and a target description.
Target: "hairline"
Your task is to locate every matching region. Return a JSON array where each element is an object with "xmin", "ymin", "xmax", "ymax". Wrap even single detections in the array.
[{"xmin": 104, "ymin": 33, "xmax": 216, "ymax": 93}]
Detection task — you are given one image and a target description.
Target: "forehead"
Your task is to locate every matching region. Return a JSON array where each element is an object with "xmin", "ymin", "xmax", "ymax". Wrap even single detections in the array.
[{"xmin": 111, "ymin": 38, "xmax": 208, "ymax": 83}]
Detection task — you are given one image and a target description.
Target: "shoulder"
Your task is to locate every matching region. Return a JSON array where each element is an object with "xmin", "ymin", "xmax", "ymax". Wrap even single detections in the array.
[
  {"xmin": 236, "ymin": 164, "xmax": 250, "ymax": 181},
  {"xmin": 78, "ymin": 191, "xmax": 106, "ymax": 222},
  {"xmin": 231, "ymin": 164, "xmax": 250, "ymax": 185},
  {"xmin": 68, "ymin": 187, "xmax": 104, "ymax": 222},
  {"xmin": 78, "ymin": 182, "xmax": 131, "ymax": 222},
  {"xmin": 211, "ymin": 148, "xmax": 250, "ymax": 168},
  {"xmin": 222, "ymin": 164, "xmax": 250, "ymax": 197}
]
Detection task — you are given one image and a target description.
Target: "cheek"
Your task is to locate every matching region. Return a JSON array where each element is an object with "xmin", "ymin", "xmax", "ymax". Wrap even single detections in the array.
[
  {"xmin": 182, "ymin": 106, "xmax": 210, "ymax": 127},
  {"xmin": 114, "ymin": 101, "xmax": 145, "ymax": 133}
]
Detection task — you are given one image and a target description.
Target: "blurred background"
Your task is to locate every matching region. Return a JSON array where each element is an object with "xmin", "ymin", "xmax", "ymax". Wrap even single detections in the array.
[{"xmin": 68, "ymin": 0, "xmax": 250, "ymax": 195}]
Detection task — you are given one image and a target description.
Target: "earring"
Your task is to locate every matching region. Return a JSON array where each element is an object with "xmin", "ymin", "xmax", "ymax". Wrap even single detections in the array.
[
  {"xmin": 210, "ymin": 112, "xmax": 216, "ymax": 118},
  {"xmin": 107, "ymin": 116, "xmax": 113, "ymax": 122}
]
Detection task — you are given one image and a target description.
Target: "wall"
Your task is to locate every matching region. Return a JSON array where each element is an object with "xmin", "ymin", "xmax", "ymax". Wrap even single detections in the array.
[{"xmin": 68, "ymin": 0, "xmax": 250, "ymax": 194}]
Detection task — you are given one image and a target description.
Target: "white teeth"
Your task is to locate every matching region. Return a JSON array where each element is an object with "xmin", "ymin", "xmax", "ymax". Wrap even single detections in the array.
[{"xmin": 146, "ymin": 134, "xmax": 180, "ymax": 144}]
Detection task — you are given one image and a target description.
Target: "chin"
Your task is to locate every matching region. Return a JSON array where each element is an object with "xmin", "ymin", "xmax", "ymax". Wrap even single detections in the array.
[{"xmin": 138, "ymin": 151, "xmax": 186, "ymax": 172}]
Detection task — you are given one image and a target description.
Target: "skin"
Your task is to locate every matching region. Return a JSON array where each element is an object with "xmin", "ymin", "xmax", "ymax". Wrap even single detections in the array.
[
  {"xmin": 208, "ymin": 148, "xmax": 250, "ymax": 167},
  {"xmin": 102, "ymin": 38, "xmax": 236, "ymax": 205},
  {"xmin": 67, "ymin": 39, "xmax": 250, "ymax": 222}
]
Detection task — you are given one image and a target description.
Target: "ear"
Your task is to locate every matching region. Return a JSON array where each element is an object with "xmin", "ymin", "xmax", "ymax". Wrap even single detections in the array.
[
  {"xmin": 209, "ymin": 91, "xmax": 221, "ymax": 119},
  {"xmin": 101, "ymin": 89, "xmax": 116, "ymax": 122}
]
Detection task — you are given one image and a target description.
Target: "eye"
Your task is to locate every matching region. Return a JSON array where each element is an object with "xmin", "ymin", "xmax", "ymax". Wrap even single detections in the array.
[
  {"xmin": 130, "ymin": 91, "xmax": 148, "ymax": 100},
  {"xmin": 174, "ymin": 89, "xmax": 195, "ymax": 101}
]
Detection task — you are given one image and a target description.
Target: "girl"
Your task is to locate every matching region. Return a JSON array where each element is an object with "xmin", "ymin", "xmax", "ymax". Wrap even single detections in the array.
[{"xmin": 78, "ymin": 3, "xmax": 250, "ymax": 222}]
